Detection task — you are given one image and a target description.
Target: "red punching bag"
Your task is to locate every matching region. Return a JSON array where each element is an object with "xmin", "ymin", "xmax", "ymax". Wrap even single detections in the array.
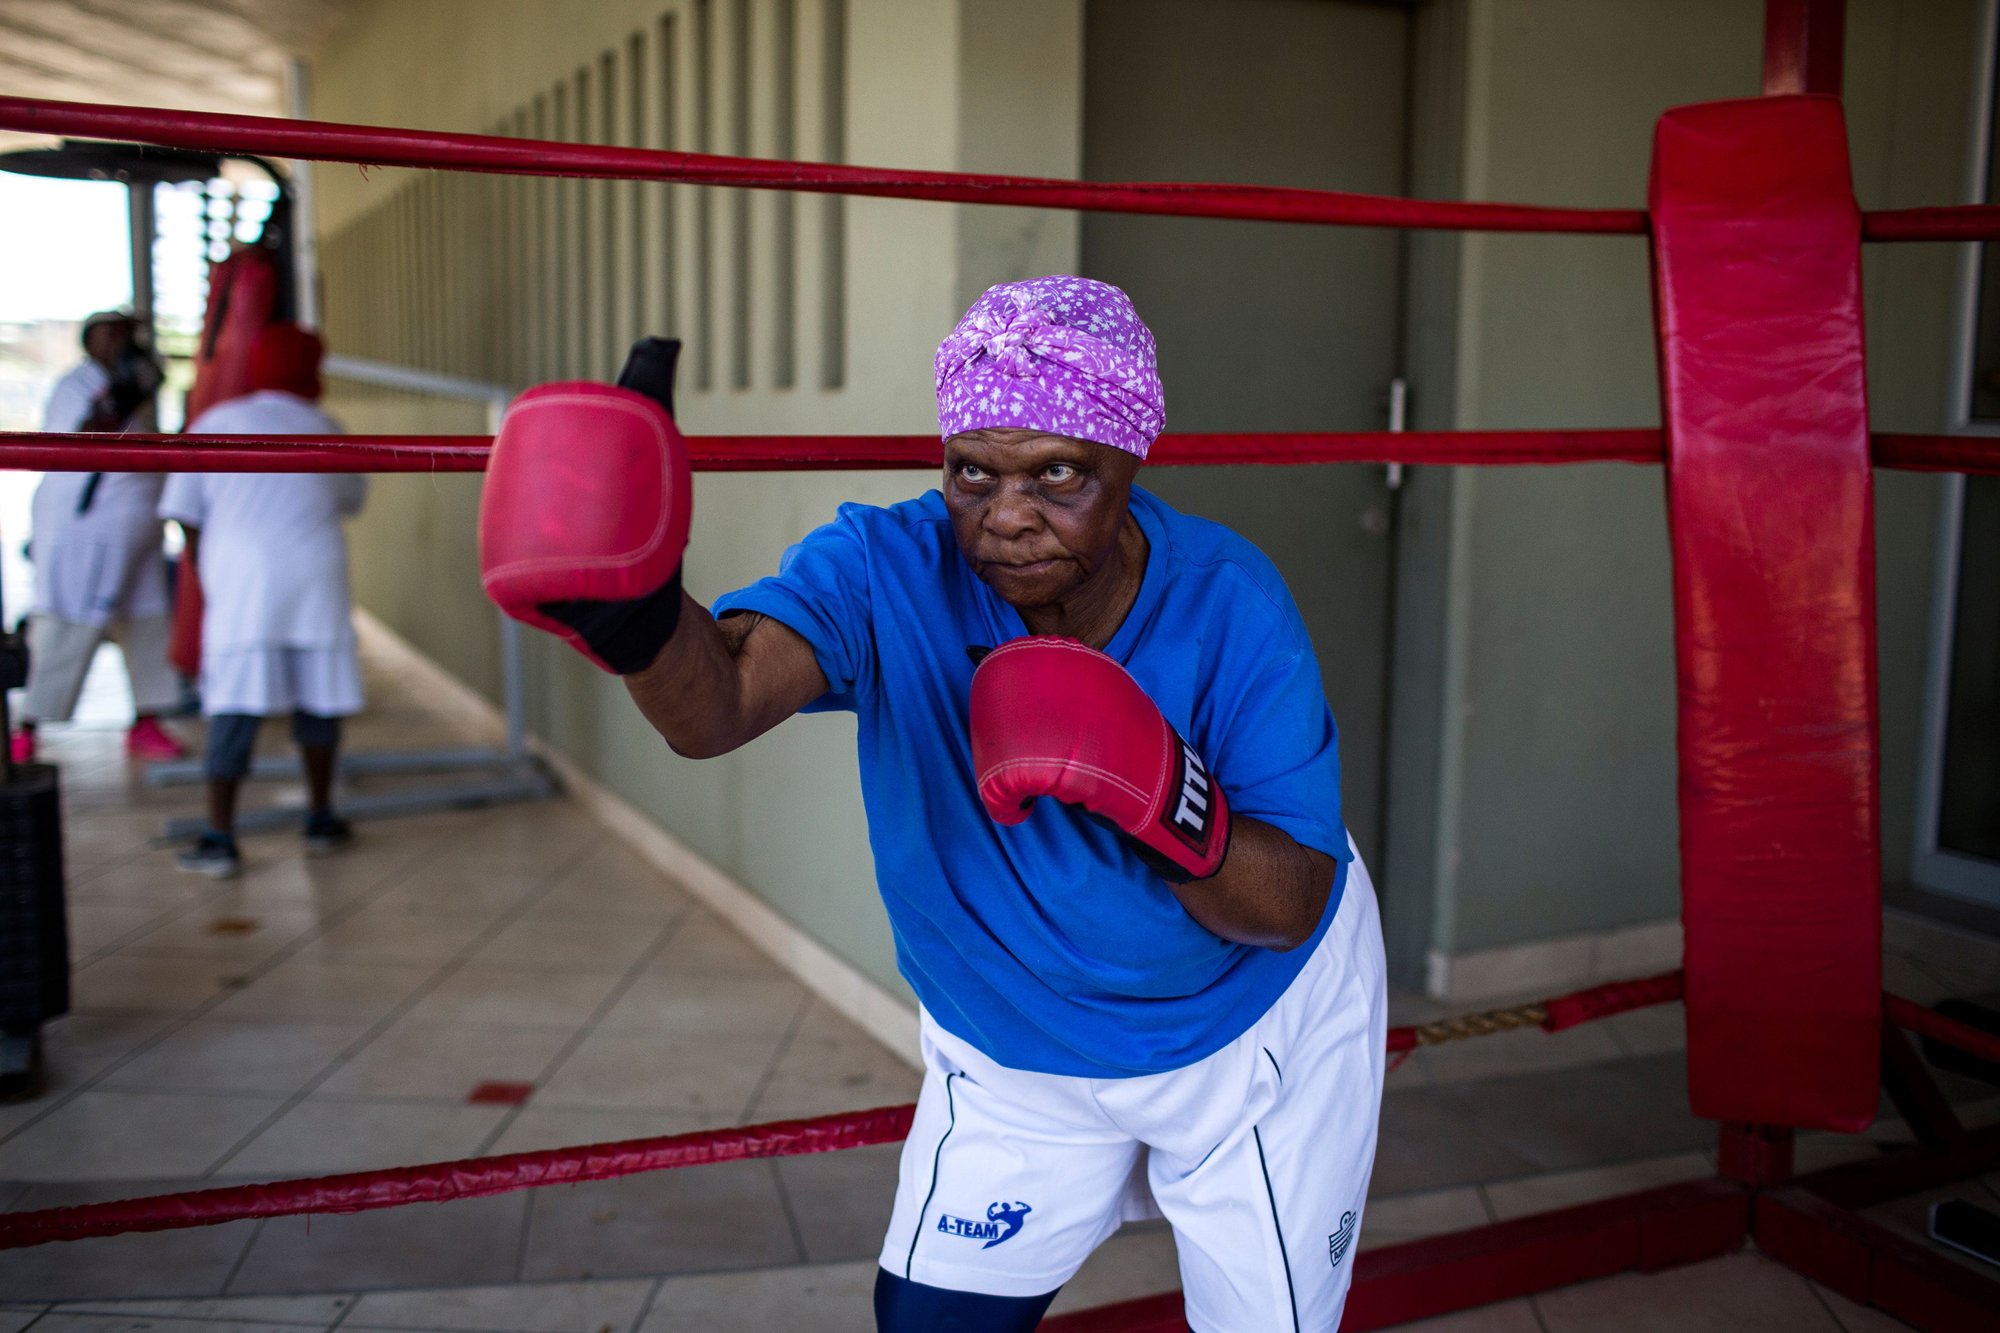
[{"xmin": 184, "ymin": 246, "xmax": 281, "ymax": 424}]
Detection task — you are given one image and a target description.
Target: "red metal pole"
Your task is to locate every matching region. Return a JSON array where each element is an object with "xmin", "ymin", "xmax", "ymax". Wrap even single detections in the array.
[
  {"xmin": 1763, "ymin": 0, "xmax": 1847, "ymax": 97},
  {"xmin": 1718, "ymin": 1122, "xmax": 1796, "ymax": 1187}
]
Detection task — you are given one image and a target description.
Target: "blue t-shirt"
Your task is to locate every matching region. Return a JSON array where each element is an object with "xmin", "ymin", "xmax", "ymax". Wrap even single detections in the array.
[{"xmin": 713, "ymin": 485, "xmax": 1350, "ymax": 1077}]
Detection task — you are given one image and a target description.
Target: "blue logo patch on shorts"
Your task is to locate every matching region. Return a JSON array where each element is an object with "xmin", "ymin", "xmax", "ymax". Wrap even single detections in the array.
[
  {"xmin": 1328, "ymin": 1210, "xmax": 1357, "ymax": 1268},
  {"xmin": 937, "ymin": 1201, "xmax": 1032, "ymax": 1249}
]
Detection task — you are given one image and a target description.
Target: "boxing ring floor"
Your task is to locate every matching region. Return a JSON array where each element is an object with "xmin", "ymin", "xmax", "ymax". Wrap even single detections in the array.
[{"xmin": 0, "ymin": 627, "xmax": 1991, "ymax": 1330}]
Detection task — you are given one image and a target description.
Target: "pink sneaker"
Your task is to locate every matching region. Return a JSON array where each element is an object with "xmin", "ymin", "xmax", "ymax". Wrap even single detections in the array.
[
  {"xmin": 7, "ymin": 729, "xmax": 33, "ymax": 765},
  {"xmin": 125, "ymin": 716, "xmax": 187, "ymax": 761}
]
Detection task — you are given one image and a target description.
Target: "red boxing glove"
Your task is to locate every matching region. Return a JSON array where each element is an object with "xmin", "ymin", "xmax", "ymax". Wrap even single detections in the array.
[
  {"xmin": 970, "ymin": 636, "xmax": 1231, "ymax": 881},
  {"xmin": 479, "ymin": 341, "xmax": 691, "ymax": 674}
]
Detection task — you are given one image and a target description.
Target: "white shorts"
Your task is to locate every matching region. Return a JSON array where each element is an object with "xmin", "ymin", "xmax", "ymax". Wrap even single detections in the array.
[
  {"xmin": 879, "ymin": 852, "xmax": 1388, "ymax": 1332},
  {"xmin": 201, "ymin": 644, "xmax": 363, "ymax": 718}
]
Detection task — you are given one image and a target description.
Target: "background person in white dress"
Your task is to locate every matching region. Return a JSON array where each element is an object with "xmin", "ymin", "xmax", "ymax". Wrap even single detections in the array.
[
  {"xmin": 158, "ymin": 325, "xmax": 366, "ymax": 878},
  {"xmin": 11, "ymin": 310, "xmax": 186, "ymax": 764}
]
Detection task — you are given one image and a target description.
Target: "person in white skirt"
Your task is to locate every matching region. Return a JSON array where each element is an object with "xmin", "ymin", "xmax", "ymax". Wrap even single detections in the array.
[
  {"xmin": 11, "ymin": 310, "xmax": 186, "ymax": 764},
  {"xmin": 159, "ymin": 324, "xmax": 366, "ymax": 878}
]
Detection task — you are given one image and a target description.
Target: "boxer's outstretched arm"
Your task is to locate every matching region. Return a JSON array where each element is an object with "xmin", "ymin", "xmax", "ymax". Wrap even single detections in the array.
[
  {"xmin": 624, "ymin": 604, "xmax": 829, "ymax": 759},
  {"xmin": 1168, "ymin": 818, "xmax": 1337, "ymax": 952}
]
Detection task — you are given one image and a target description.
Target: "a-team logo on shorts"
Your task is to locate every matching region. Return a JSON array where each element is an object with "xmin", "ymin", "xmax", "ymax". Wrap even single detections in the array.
[
  {"xmin": 1328, "ymin": 1210, "xmax": 1357, "ymax": 1269},
  {"xmin": 937, "ymin": 1201, "xmax": 1032, "ymax": 1249}
]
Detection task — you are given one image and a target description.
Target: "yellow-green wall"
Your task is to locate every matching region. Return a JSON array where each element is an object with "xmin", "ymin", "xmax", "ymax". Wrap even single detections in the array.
[
  {"xmin": 1399, "ymin": 0, "xmax": 1977, "ymax": 963},
  {"xmin": 313, "ymin": 0, "xmax": 1084, "ymax": 1002}
]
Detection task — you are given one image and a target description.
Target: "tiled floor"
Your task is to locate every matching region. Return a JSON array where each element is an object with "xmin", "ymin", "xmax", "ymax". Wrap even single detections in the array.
[{"xmin": 2, "ymin": 638, "xmax": 1999, "ymax": 1329}]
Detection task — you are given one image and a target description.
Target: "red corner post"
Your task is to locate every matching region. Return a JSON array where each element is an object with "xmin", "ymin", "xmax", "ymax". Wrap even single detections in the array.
[
  {"xmin": 1763, "ymin": 0, "xmax": 1846, "ymax": 96},
  {"xmin": 1649, "ymin": 96, "xmax": 1882, "ymax": 1134}
]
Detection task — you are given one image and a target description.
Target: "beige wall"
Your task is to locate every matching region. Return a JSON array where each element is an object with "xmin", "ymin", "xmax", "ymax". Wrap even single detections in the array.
[{"xmin": 1401, "ymin": 0, "xmax": 1978, "ymax": 962}]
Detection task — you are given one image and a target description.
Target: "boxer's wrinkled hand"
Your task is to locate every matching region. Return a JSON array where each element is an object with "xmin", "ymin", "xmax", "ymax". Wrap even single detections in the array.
[
  {"xmin": 478, "ymin": 339, "xmax": 689, "ymax": 674},
  {"xmin": 970, "ymin": 635, "xmax": 1231, "ymax": 881}
]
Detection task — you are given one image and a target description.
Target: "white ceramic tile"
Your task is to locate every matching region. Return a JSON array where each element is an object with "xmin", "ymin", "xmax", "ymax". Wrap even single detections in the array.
[
  {"xmin": 118, "ymin": 906, "xmax": 325, "ymax": 962},
  {"xmin": 63, "ymin": 903, "xmax": 179, "ymax": 957},
  {"xmin": 345, "ymin": 1279, "xmax": 653, "ymax": 1332},
  {"xmin": 38, "ymin": 1013, "xmax": 173, "ymax": 1085},
  {"xmin": 0, "ymin": 1090, "xmax": 286, "ymax": 1181},
  {"xmin": 595, "ymin": 971, "xmax": 807, "ymax": 1040},
  {"xmin": 641, "ymin": 1261, "xmax": 877, "ymax": 1333},
  {"xmin": 1388, "ymin": 1301, "xmax": 1547, "ymax": 1332},
  {"xmin": 397, "ymin": 965, "xmax": 625, "ymax": 1029},
  {"xmin": 69, "ymin": 953, "xmax": 237, "ymax": 1016},
  {"xmin": 483, "ymin": 1106, "xmax": 731, "ymax": 1156},
  {"xmin": 1357, "ymin": 1186, "xmax": 1491, "ymax": 1249},
  {"xmin": 1536, "ymin": 1251, "xmax": 1844, "ymax": 1332},
  {"xmin": 534, "ymin": 1030, "xmax": 779, "ymax": 1116},
  {"xmin": 1812, "ymin": 1283, "xmax": 1929, "ymax": 1333},
  {"xmin": 364, "ymin": 878, "xmax": 529, "ymax": 920},
  {"xmin": 318, "ymin": 1021, "xmax": 575, "ymax": 1099},
  {"xmin": 1482, "ymin": 1152, "xmax": 1712, "ymax": 1220},
  {"xmin": 1882, "ymin": 951, "xmax": 1958, "ymax": 1006},
  {"xmin": 746, "ymin": 1001, "xmax": 921, "ymax": 1121},
  {"xmin": 21, "ymin": 1318, "xmax": 309, "ymax": 1333},
  {"xmin": 534, "ymin": 845, "xmax": 693, "ymax": 916},
  {"xmin": 292, "ymin": 906, "xmax": 493, "ymax": 963},
  {"xmin": 219, "ymin": 1097, "xmax": 510, "ymax": 1178},
  {"xmin": 206, "ymin": 958, "xmax": 437, "ymax": 1023},
  {"xmin": 648, "ymin": 912, "xmax": 782, "ymax": 977},
  {"xmin": 52, "ymin": 1296, "xmax": 352, "ymax": 1325},
  {"xmin": 66, "ymin": 864, "xmax": 218, "ymax": 906},
  {"xmin": 1884, "ymin": 911, "xmax": 2000, "ymax": 985},
  {"xmin": 463, "ymin": 913, "xmax": 667, "ymax": 974},
  {"xmin": 1384, "ymin": 1049, "xmax": 1432, "ymax": 1089},
  {"xmin": 1601, "ymin": 1001, "xmax": 1687, "ymax": 1057},
  {"xmin": 97, "ymin": 1017, "xmax": 369, "ymax": 1096}
]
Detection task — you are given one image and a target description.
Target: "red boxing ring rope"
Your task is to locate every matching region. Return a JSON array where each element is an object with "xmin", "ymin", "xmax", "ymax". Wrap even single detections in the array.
[
  {"xmin": 3, "ymin": 429, "xmax": 1996, "ymax": 475},
  {"xmin": 1862, "ymin": 205, "xmax": 2000, "ymax": 242},
  {"xmin": 1868, "ymin": 432, "xmax": 2000, "ymax": 474},
  {"xmin": 10, "ymin": 97, "xmax": 2000, "ymax": 243},
  {"xmin": 0, "ymin": 973, "xmax": 1683, "ymax": 1252},
  {"xmin": 0, "ymin": 428, "xmax": 1671, "ymax": 473},
  {"xmin": 0, "ymin": 1105, "xmax": 917, "ymax": 1250},
  {"xmin": 1883, "ymin": 993, "xmax": 2000, "ymax": 1068},
  {"xmin": 0, "ymin": 95, "xmax": 1648, "ymax": 236}
]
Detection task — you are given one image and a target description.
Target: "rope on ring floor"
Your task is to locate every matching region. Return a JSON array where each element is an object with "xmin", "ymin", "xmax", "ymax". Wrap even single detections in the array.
[{"xmin": 1384, "ymin": 969, "xmax": 1685, "ymax": 1071}]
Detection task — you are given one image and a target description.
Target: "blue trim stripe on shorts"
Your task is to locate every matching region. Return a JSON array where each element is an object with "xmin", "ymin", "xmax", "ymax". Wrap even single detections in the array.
[
  {"xmin": 1253, "ymin": 1125, "xmax": 1300, "ymax": 1332},
  {"xmin": 906, "ymin": 1072, "xmax": 960, "ymax": 1278}
]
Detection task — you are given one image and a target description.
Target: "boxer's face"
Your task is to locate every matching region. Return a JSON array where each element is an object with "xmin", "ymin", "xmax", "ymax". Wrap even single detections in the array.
[{"xmin": 943, "ymin": 428, "xmax": 1140, "ymax": 609}]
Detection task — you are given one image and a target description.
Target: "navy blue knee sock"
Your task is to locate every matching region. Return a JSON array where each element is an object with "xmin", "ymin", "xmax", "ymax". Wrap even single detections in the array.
[{"xmin": 873, "ymin": 1269, "xmax": 1059, "ymax": 1333}]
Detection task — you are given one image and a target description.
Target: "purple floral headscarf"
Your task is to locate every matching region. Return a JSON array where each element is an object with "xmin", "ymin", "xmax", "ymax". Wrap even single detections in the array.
[{"xmin": 934, "ymin": 276, "xmax": 1165, "ymax": 459}]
